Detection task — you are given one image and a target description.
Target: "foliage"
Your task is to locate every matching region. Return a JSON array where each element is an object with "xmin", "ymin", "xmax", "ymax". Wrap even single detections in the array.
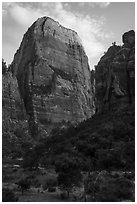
[
  {"xmin": 48, "ymin": 187, "xmax": 56, "ymax": 192},
  {"xmin": 31, "ymin": 178, "xmax": 41, "ymax": 188},
  {"xmin": 96, "ymin": 148, "xmax": 124, "ymax": 171},
  {"xmin": 22, "ymin": 140, "xmax": 45, "ymax": 170},
  {"xmin": 84, "ymin": 171, "xmax": 134, "ymax": 202},
  {"xmin": 54, "ymin": 153, "xmax": 82, "ymax": 197},
  {"xmin": 16, "ymin": 178, "xmax": 31, "ymax": 194},
  {"xmin": 95, "ymin": 176, "xmax": 133, "ymax": 202},
  {"xmin": 2, "ymin": 188, "xmax": 18, "ymax": 202},
  {"xmin": 50, "ymin": 104, "xmax": 134, "ymax": 172},
  {"xmin": 42, "ymin": 175, "xmax": 57, "ymax": 190},
  {"xmin": 2, "ymin": 118, "xmax": 33, "ymax": 161}
]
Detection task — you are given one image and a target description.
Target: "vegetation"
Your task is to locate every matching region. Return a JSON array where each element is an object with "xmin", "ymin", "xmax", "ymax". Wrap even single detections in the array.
[
  {"xmin": 55, "ymin": 153, "xmax": 82, "ymax": 197},
  {"xmin": 16, "ymin": 178, "xmax": 31, "ymax": 195},
  {"xmin": 2, "ymin": 188, "xmax": 18, "ymax": 202},
  {"xmin": 42, "ymin": 175, "xmax": 57, "ymax": 190},
  {"xmin": 96, "ymin": 176, "xmax": 133, "ymax": 201},
  {"xmin": 84, "ymin": 171, "xmax": 134, "ymax": 202}
]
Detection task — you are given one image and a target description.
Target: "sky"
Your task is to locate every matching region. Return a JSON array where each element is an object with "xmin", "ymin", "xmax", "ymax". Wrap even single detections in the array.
[{"xmin": 2, "ymin": 1, "xmax": 135, "ymax": 70}]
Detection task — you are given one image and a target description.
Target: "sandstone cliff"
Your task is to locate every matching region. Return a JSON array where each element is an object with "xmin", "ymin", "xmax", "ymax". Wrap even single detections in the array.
[
  {"xmin": 2, "ymin": 71, "xmax": 29, "ymax": 159},
  {"xmin": 2, "ymin": 72, "xmax": 26, "ymax": 121},
  {"xmin": 11, "ymin": 17, "xmax": 95, "ymax": 136},
  {"xmin": 95, "ymin": 30, "xmax": 135, "ymax": 112}
]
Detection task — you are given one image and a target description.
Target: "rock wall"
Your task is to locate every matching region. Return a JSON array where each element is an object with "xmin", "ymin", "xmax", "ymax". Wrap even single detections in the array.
[
  {"xmin": 95, "ymin": 30, "xmax": 135, "ymax": 112},
  {"xmin": 11, "ymin": 17, "xmax": 95, "ymax": 136},
  {"xmin": 2, "ymin": 72, "xmax": 26, "ymax": 121}
]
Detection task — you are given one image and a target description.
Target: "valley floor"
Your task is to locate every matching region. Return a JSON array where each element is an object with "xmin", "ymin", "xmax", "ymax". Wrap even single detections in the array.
[{"xmin": 16, "ymin": 190, "xmax": 69, "ymax": 202}]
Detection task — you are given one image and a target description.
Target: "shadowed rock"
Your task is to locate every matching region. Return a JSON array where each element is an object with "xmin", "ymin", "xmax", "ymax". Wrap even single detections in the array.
[{"xmin": 95, "ymin": 30, "xmax": 135, "ymax": 113}]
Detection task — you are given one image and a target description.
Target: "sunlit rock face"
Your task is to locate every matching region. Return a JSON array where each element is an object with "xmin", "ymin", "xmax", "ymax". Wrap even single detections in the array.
[
  {"xmin": 95, "ymin": 30, "xmax": 135, "ymax": 113},
  {"xmin": 11, "ymin": 17, "xmax": 95, "ymax": 136}
]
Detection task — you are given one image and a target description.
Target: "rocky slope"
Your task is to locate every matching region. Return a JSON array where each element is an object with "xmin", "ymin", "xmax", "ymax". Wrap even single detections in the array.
[
  {"xmin": 95, "ymin": 30, "xmax": 135, "ymax": 112},
  {"xmin": 11, "ymin": 17, "xmax": 95, "ymax": 136}
]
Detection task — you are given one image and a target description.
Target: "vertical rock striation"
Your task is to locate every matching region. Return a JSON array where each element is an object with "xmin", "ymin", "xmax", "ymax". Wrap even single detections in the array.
[
  {"xmin": 95, "ymin": 30, "xmax": 135, "ymax": 112},
  {"xmin": 11, "ymin": 17, "xmax": 95, "ymax": 136},
  {"xmin": 2, "ymin": 72, "xmax": 26, "ymax": 121}
]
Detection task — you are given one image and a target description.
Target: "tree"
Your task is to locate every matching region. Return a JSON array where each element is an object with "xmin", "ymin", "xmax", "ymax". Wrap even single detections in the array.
[
  {"xmin": 2, "ymin": 188, "xmax": 18, "ymax": 201},
  {"xmin": 96, "ymin": 148, "xmax": 124, "ymax": 171},
  {"xmin": 22, "ymin": 140, "xmax": 45, "ymax": 170},
  {"xmin": 2, "ymin": 58, "xmax": 7, "ymax": 75},
  {"xmin": 16, "ymin": 178, "xmax": 31, "ymax": 195},
  {"xmin": 22, "ymin": 147, "xmax": 39, "ymax": 170},
  {"xmin": 83, "ymin": 171, "xmax": 134, "ymax": 202},
  {"xmin": 95, "ymin": 176, "xmax": 133, "ymax": 202},
  {"xmin": 55, "ymin": 153, "xmax": 82, "ymax": 198}
]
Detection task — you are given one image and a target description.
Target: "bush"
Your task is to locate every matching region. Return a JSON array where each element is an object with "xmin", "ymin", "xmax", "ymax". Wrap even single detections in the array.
[
  {"xmin": 2, "ymin": 188, "xmax": 18, "ymax": 202},
  {"xmin": 16, "ymin": 178, "xmax": 31, "ymax": 194},
  {"xmin": 60, "ymin": 191, "xmax": 68, "ymax": 200},
  {"xmin": 48, "ymin": 187, "xmax": 56, "ymax": 192},
  {"xmin": 95, "ymin": 176, "xmax": 133, "ymax": 202},
  {"xmin": 112, "ymin": 172, "xmax": 120, "ymax": 178},
  {"xmin": 32, "ymin": 179, "xmax": 41, "ymax": 188},
  {"xmin": 124, "ymin": 172, "xmax": 135, "ymax": 180},
  {"xmin": 43, "ymin": 176, "xmax": 57, "ymax": 190}
]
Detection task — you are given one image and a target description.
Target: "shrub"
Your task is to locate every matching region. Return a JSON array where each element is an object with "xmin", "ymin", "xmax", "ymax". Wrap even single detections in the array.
[
  {"xmin": 47, "ymin": 177, "xmax": 57, "ymax": 187},
  {"xmin": 60, "ymin": 191, "xmax": 68, "ymax": 200},
  {"xmin": 32, "ymin": 179, "xmax": 41, "ymax": 188},
  {"xmin": 94, "ymin": 175, "xmax": 133, "ymax": 202},
  {"xmin": 43, "ymin": 176, "xmax": 57, "ymax": 190},
  {"xmin": 16, "ymin": 178, "xmax": 31, "ymax": 194},
  {"xmin": 2, "ymin": 188, "xmax": 18, "ymax": 202},
  {"xmin": 124, "ymin": 172, "xmax": 135, "ymax": 180},
  {"xmin": 48, "ymin": 187, "xmax": 56, "ymax": 192}
]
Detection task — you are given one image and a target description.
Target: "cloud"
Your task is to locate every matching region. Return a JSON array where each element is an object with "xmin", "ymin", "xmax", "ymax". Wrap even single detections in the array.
[
  {"xmin": 97, "ymin": 2, "xmax": 111, "ymax": 8},
  {"xmin": 2, "ymin": 2, "xmax": 112, "ymax": 69},
  {"xmin": 78, "ymin": 2, "xmax": 111, "ymax": 8},
  {"xmin": 9, "ymin": 4, "xmax": 31, "ymax": 25},
  {"xmin": 3, "ymin": 3, "xmax": 44, "ymax": 27}
]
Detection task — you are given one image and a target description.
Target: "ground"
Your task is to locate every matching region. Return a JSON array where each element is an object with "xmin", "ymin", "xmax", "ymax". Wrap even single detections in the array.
[{"xmin": 16, "ymin": 190, "xmax": 68, "ymax": 202}]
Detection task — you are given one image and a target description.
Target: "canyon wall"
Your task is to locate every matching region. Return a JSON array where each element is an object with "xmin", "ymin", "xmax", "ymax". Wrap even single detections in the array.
[
  {"xmin": 95, "ymin": 30, "xmax": 135, "ymax": 112},
  {"xmin": 2, "ymin": 72, "xmax": 26, "ymax": 121},
  {"xmin": 11, "ymin": 17, "xmax": 95, "ymax": 136}
]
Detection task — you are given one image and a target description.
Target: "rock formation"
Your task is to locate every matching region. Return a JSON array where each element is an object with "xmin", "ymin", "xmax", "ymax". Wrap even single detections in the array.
[
  {"xmin": 2, "ymin": 72, "xmax": 26, "ymax": 121},
  {"xmin": 11, "ymin": 17, "xmax": 95, "ymax": 136},
  {"xmin": 95, "ymin": 30, "xmax": 135, "ymax": 112}
]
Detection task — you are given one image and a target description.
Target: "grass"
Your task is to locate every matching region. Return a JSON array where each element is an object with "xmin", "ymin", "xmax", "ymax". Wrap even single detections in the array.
[
  {"xmin": 16, "ymin": 189, "xmax": 82, "ymax": 202},
  {"xmin": 17, "ymin": 191, "xmax": 66, "ymax": 202}
]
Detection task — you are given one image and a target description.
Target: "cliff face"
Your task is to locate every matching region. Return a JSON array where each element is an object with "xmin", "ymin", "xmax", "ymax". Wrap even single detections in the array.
[
  {"xmin": 95, "ymin": 30, "xmax": 135, "ymax": 112},
  {"xmin": 2, "ymin": 72, "xmax": 25, "ymax": 121},
  {"xmin": 11, "ymin": 17, "xmax": 95, "ymax": 136}
]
